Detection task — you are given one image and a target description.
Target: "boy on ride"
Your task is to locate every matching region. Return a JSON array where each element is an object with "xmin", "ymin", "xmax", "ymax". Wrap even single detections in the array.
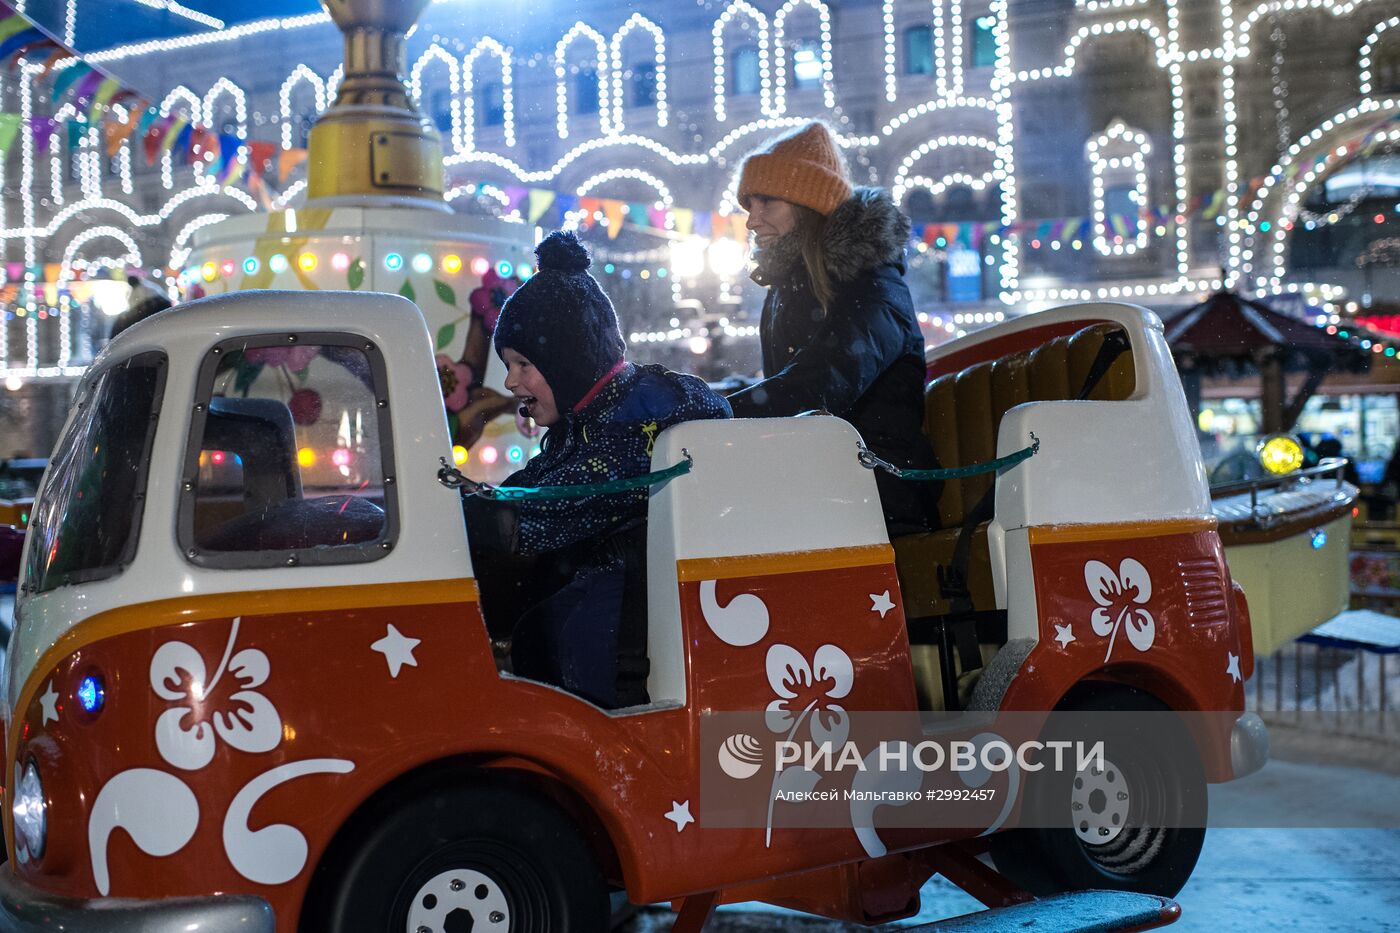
[{"xmin": 476, "ymin": 231, "xmax": 730, "ymax": 709}]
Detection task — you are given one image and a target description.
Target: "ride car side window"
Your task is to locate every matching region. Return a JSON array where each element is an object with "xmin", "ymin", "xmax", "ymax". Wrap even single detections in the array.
[
  {"xmin": 24, "ymin": 352, "xmax": 166, "ymax": 594},
  {"xmin": 178, "ymin": 333, "xmax": 398, "ymax": 569}
]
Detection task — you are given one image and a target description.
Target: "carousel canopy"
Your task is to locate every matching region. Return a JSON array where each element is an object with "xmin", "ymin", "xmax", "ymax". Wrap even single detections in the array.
[{"xmin": 1160, "ymin": 290, "xmax": 1367, "ymax": 375}]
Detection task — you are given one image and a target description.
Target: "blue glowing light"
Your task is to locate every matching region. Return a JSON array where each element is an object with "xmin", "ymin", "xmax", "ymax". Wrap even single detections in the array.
[
  {"xmin": 242, "ymin": 257, "xmax": 259, "ymax": 275},
  {"xmin": 496, "ymin": 260, "xmax": 514, "ymax": 278},
  {"xmin": 507, "ymin": 445, "xmax": 523, "ymax": 463},
  {"xmin": 411, "ymin": 253, "xmax": 433, "ymax": 274},
  {"xmin": 1311, "ymin": 530, "xmax": 1328, "ymax": 550},
  {"xmin": 530, "ymin": 445, "xmax": 542, "ymax": 458},
  {"xmin": 77, "ymin": 675, "xmax": 103, "ymax": 713},
  {"xmin": 269, "ymin": 254, "xmax": 289, "ymax": 274},
  {"xmin": 384, "ymin": 252, "xmax": 404, "ymax": 271}
]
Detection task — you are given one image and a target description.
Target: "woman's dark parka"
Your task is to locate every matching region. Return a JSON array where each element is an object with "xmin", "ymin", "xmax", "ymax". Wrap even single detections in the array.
[{"xmin": 726, "ymin": 187, "xmax": 939, "ymax": 533}]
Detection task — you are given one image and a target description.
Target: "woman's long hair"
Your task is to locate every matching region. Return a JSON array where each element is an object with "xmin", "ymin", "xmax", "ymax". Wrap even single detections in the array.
[{"xmin": 791, "ymin": 203, "xmax": 834, "ymax": 314}]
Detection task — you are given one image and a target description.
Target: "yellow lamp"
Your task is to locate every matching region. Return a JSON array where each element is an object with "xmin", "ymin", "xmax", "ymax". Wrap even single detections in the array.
[{"xmin": 1257, "ymin": 434, "xmax": 1304, "ymax": 475}]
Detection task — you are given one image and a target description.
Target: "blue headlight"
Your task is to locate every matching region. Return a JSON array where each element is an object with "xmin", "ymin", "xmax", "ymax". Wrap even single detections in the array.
[
  {"xmin": 1311, "ymin": 529, "xmax": 1328, "ymax": 550},
  {"xmin": 77, "ymin": 675, "xmax": 104, "ymax": 713}
]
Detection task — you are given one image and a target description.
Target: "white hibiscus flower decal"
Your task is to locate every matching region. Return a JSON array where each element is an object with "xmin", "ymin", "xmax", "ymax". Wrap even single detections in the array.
[
  {"xmin": 1084, "ymin": 558, "xmax": 1156, "ymax": 662},
  {"xmin": 763, "ymin": 644, "xmax": 854, "ymax": 846},
  {"xmin": 151, "ymin": 617, "xmax": 282, "ymax": 771}
]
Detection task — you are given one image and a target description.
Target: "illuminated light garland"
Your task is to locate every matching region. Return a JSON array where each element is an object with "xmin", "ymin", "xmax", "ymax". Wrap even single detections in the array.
[
  {"xmin": 1358, "ymin": 16, "xmax": 1400, "ymax": 96},
  {"xmin": 87, "ymin": 12, "xmax": 331, "ymax": 63},
  {"xmin": 110, "ymin": 104, "xmax": 136, "ymax": 196},
  {"xmin": 610, "ymin": 13, "xmax": 668, "ymax": 133},
  {"xmin": 880, "ymin": 97, "xmax": 997, "ymax": 136},
  {"xmin": 462, "ymin": 36, "xmax": 516, "ymax": 150},
  {"xmin": 898, "ymin": 171, "xmax": 995, "ymax": 201},
  {"xmin": 1232, "ymin": 1, "xmax": 1392, "ymax": 59},
  {"xmin": 55, "ymin": 226, "xmax": 141, "ymax": 367},
  {"xmin": 1242, "ymin": 99, "xmax": 1399, "ymax": 289},
  {"xmin": 272, "ymin": 179, "xmax": 307, "ymax": 210},
  {"xmin": 279, "ymin": 64, "xmax": 328, "ymax": 151},
  {"xmin": 326, "ymin": 64, "xmax": 344, "ymax": 102},
  {"xmin": 168, "ymin": 213, "xmax": 230, "ymax": 269},
  {"xmin": 1168, "ymin": 0, "xmax": 1192, "ymax": 279},
  {"xmin": 133, "ymin": 0, "xmax": 225, "ymax": 30},
  {"xmin": 1013, "ymin": 19, "xmax": 1170, "ymax": 82},
  {"xmin": 936, "ymin": 0, "xmax": 966, "ymax": 98},
  {"xmin": 1077, "ymin": 0, "xmax": 1150, "ymax": 10},
  {"xmin": 713, "ymin": 0, "xmax": 771, "ymax": 121},
  {"xmin": 63, "ymin": 0, "xmax": 76, "ymax": 46},
  {"xmin": 444, "ymin": 134, "xmax": 705, "ymax": 184},
  {"xmin": 409, "ymin": 46, "xmax": 461, "ymax": 152},
  {"xmin": 706, "ymin": 117, "xmax": 878, "ymax": 159},
  {"xmin": 882, "ymin": 1, "xmax": 897, "ymax": 102},
  {"xmin": 1087, "ymin": 121, "xmax": 1152, "ymax": 256},
  {"xmin": 771, "ymin": 0, "xmax": 836, "ymax": 115},
  {"xmin": 19, "ymin": 67, "xmax": 35, "ymax": 265},
  {"xmin": 891, "ymin": 135, "xmax": 999, "ymax": 202},
  {"xmin": 988, "ymin": 0, "xmax": 1019, "ymax": 298},
  {"xmin": 159, "ymin": 85, "xmax": 203, "ymax": 190},
  {"xmin": 555, "ymin": 22, "xmax": 611, "ymax": 139},
  {"xmin": 576, "ymin": 168, "xmax": 674, "ymax": 209}
]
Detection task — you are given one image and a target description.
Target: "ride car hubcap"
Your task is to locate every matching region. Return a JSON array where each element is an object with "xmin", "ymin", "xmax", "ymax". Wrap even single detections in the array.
[
  {"xmin": 1071, "ymin": 756, "xmax": 1129, "ymax": 845},
  {"xmin": 406, "ymin": 868, "xmax": 510, "ymax": 932}
]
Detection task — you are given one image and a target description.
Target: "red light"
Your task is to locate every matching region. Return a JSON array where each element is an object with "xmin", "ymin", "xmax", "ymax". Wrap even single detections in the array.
[
  {"xmin": 221, "ymin": 260, "xmax": 235, "ymax": 276},
  {"xmin": 210, "ymin": 450, "xmax": 226, "ymax": 465},
  {"xmin": 1377, "ymin": 214, "xmax": 1387, "ymax": 224},
  {"xmin": 331, "ymin": 448, "xmax": 352, "ymax": 467},
  {"xmin": 480, "ymin": 446, "xmax": 499, "ymax": 464},
  {"xmin": 1353, "ymin": 507, "xmax": 1360, "ymax": 518},
  {"xmin": 1327, "ymin": 326, "xmax": 1337, "ymax": 334},
  {"xmin": 1030, "ymin": 239, "xmax": 1041, "ymax": 249},
  {"xmin": 470, "ymin": 256, "xmax": 490, "ymax": 276}
]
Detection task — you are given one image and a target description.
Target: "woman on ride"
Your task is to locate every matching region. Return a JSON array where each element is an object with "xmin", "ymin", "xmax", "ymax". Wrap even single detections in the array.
[
  {"xmin": 726, "ymin": 121, "xmax": 940, "ymax": 535},
  {"xmin": 484, "ymin": 231, "xmax": 730, "ymax": 709}
]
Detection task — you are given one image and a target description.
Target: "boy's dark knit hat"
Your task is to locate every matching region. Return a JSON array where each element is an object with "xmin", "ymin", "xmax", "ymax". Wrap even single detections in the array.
[{"xmin": 494, "ymin": 231, "xmax": 626, "ymax": 413}]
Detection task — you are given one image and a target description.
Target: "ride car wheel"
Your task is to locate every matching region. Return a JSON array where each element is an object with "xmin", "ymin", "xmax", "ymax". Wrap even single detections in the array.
[
  {"xmin": 988, "ymin": 684, "xmax": 1207, "ymax": 898},
  {"xmin": 311, "ymin": 781, "xmax": 610, "ymax": 933}
]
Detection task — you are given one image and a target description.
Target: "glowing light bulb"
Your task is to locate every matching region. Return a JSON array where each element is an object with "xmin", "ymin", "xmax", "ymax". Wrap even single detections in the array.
[
  {"xmin": 298, "ymin": 252, "xmax": 318, "ymax": 273},
  {"xmin": 452, "ymin": 445, "xmax": 469, "ymax": 465},
  {"xmin": 384, "ymin": 253, "xmax": 404, "ymax": 271},
  {"xmin": 297, "ymin": 447, "xmax": 316, "ymax": 468},
  {"xmin": 471, "ymin": 256, "xmax": 490, "ymax": 276},
  {"xmin": 270, "ymin": 254, "xmax": 289, "ymax": 274},
  {"xmin": 243, "ymin": 257, "xmax": 259, "ymax": 275},
  {"xmin": 480, "ymin": 446, "xmax": 499, "ymax": 464},
  {"xmin": 412, "ymin": 253, "xmax": 433, "ymax": 274},
  {"xmin": 443, "ymin": 254, "xmax": 463, "ymax": 274},
  {"xmin": 331, "ymin": 252, "xmax": 350, "ymax": 271}
]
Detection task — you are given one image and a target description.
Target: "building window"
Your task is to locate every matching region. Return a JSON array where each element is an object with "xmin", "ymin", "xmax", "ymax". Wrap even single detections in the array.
[
  {"xmin": 971, "ymin": 15, "xmax": 997, "ymax": 68},
  {"xmin": 1377, "ymin": 46, "xmax": 1400, "ymax": 95},
  {"xmin": 904, "ymin": 26, "xmax": 933, "ymax": 76},
  {"xmin": 428, "ymin": 88, "xmax": 453, "ymax": 135},
  {"xmin": 731, "ymin": 45, "xmax": 760, "ymax": 96},
  {"xmin": 790, "ymin": 40, "xmax": 822, "ymax": 90},
  {"xmin": 632, "ymin": 62, "xmax": 658, "ymax": 108},
  {"xmin": 477, "ymin": 81, "xmax": 505, "ymax": 127},
  {"xmin": 574, "ymin": 68, "xmax": 600, "ymax": 115}
]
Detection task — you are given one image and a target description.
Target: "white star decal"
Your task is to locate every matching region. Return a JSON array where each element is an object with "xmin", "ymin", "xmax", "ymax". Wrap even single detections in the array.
[
  {"xmin": 665, "ymin": 800, "xmax": 694, "ymax": 832},
  {"xmin": 38, "ymin": 681, "xmax": 59, "ymax": 725},
  {"xmin": 371, "ymin": 624, "xmax": 421, "ymax": 678},
  {"xmin": 1054, "ymin": 623, "xmax": 1076, "ymax": 649},
  {"xmin": 870, "ymin": 591, "xmax": 895, "ymax": 619},
  {"xmin": 1226, "ymin": 651, "xmax": 1242, "ymax": 684}
]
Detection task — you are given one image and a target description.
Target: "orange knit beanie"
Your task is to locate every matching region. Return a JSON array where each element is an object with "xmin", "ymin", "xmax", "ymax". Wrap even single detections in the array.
[{"xmin": 737, "ymin": 122, "xmax": 852, "ymax": 217}]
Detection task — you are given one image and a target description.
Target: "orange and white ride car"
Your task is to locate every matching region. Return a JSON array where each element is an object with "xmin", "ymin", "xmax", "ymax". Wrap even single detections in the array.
[{"xmin": 0, "ymin": 291, "xmax": 1265, "ymax": 932}]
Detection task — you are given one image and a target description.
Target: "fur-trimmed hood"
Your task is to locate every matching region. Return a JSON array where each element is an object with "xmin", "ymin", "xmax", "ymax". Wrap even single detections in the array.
[
  {"xmin": 752, "ymin": 186, "xmax": 911, "ymax": 287},
  {"xmin": 822, "ymin": 186, "xmax": 911, "ymax": 282}
]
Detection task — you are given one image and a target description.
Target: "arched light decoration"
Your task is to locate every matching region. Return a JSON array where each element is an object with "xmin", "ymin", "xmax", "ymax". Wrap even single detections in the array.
[
  {"xmin": 891, "ymin": 135, "xmax": 999, "ymax": 203},
  {"xmin": 57, "ymin": 226, "xmax": 141, "ymax": 366},
  {"xmin": 772, "ymin": 0, "xmax": 836, "ymax": 115},
  {"xmin": 1242, "ymin": 99, "xmax": 1400, "ymax": 291},
  {"xmin": 409, "ymin": 46, "xmax": 460, "ymax": 151},
  {"xmin": 899, "ymin": 171, "xmax": 996, "ymax": 201},
  {"xmin": 576, "ymin": 168, "xmax": 675, "ymax": 209},
  {"xmin": 202, "ymin": 78, "xmax": 248, "ymax": 137},
  {"xmin": 278, "ymin": 65, "xmax": 328, "ymax": 151},
  {"xmin": 158, "ymin": 85, "xmax": 203, "ymax": 190},
  {"xmin": 1087, "ymin": 121, "xmax": 1152, "ymax": 256},
  {"xmin": 1013, "ymin": 19, "xmax": 1170, "ymax": 82},
  {"xmin": 462, "ymin": 37, "xmax": 516, "ymax": 149},
  {"xmin": 1359, "ymin": 16, "xmax": 1400, "ymax": 96},
  {"xmin": 882, "ymin": 1, "xmax": 897, "ymax": 102},
  {"xmin": 555, "ymin": 22, "xmax": 610, "ymax": 139},
  {"xmin": 168, "ymin": 213, "xmax": 230, "ymax": 269},
  {"xmin": 1076, "ymin": 0, "xmax": 1150, "ymax": 10},
  {"xmin": 46, "ymin": 104, "xmax": 94, "ymax": 208},
  {"xmin": 712, "ymin": 0, "xmax": 771, "ymax": 121},
  {"xmin": 610, "ymin": 13, "xmax": 668, "ymax": 133}
]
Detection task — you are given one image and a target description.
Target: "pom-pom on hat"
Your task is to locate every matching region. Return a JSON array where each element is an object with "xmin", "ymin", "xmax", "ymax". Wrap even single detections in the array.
[
  {"xmin": 494, "ymin": 231, "xmax": 626, "ymax": 413},
  {"xmin": 737, "ymin": 121, "xmax": 853, "ymax": 217}
]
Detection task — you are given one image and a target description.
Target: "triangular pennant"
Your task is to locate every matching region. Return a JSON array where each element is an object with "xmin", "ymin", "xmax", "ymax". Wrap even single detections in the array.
[
  {"xmin": 104, "ymin": 113, "xmax": 139, "ymax": 157},
  {"xmin": 603, "ymin": 200, "xmax": 624, "ymax": 238},
  {"xmin": 248, "ymin": 140, "xmax": 276, "ymax": 173},
  {"xmin": 72, "ymin": 68, "xmax": 104, "ymax": 104},
  {"xmin": 278, "ymin": 147, "xmax": 308, "ymax": 182},
  {"xmin": 672, "ymin": 207, "xmax": 693, "ymax": 237},
  {"xmin": 86, "ymin": 76, "xmax": 120, "ymax": 123},
  {"xmin": 526, "ymin": 188, "xmax": 555, "ymax": 224},
  {"xmin": 730, "ymin": 214, "xmax": 747, "ymax": 243},
  {"xmin": 0, "ymin": 113, "xmax": 21, "ymax": 155},
  {"xmin": 50, "ymin": 61, "xmax": 93, "ymax": 100}
]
